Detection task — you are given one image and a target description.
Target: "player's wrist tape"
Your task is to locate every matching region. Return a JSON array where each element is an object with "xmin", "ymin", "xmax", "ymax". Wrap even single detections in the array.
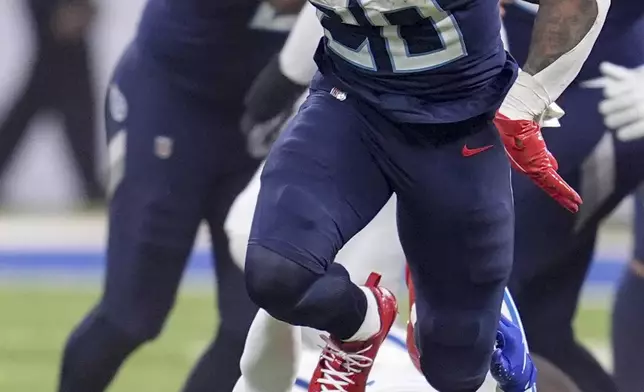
[
  {"xmin": 244, "ymin": 54, "xmax": 308, "ymax": 122},
  {"xmin": 500, "ymin": 71, "xmax": 566, "ymax": 126},
  {"xmin": 501, "ymin": 71, "xmax": 551, "ymax": 120}
]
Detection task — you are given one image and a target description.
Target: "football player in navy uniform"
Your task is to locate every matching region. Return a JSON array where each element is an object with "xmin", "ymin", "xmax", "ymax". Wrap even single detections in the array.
[
  {"xmin": 241, "ymin": 0, "xmax": 608, "ymax": 390},
  {"xmin": 57, "ymin": 1, "xmax": 304, "ymax": 391}
]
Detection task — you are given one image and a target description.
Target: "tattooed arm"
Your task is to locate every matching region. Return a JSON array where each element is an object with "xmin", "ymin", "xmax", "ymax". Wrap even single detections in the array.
[
  {"xmin": 524, "ymin": 0, "xmax": 598, "ymax": 74},
  {"xmin": 499, "ymin": 0, "xmax": 609, "ymax": 122},
  {"xmin": 524, "ymin": 0, "xmax": 610, "ymax": 101}
]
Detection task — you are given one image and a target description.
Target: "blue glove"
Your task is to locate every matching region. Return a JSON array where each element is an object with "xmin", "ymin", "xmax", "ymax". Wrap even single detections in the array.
[{"xmin": 490, "ymin": 314, "xmax": 537, "ymax": 392}]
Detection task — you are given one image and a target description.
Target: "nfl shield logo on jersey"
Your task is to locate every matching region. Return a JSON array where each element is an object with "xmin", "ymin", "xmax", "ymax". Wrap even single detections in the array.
[{"xmin": 330, "ymin": 87, "xmax": 347, "ymax": 101}]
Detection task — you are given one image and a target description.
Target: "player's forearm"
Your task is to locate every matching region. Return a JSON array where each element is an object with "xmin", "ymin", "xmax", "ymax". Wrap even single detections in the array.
[
  {"xmin": 525, "ymin": 0, "xmax": 598, "ymax": 74},
  {"xmin": 523, "ymin": 0, "xmax": 610, "ymax": 100}
]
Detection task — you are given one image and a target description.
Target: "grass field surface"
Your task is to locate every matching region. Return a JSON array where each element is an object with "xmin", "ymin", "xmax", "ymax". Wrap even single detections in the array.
[
  {"xmin": 0, "ymin": 214, "xmax": 623, "ymax": 390},
  {"xmin": 0, "ymin": 285, "xmax": 611, "ymax": 392}
]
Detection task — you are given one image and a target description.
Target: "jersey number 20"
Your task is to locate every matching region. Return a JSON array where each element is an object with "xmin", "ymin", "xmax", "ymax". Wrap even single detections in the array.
[{"xmin": 310, "ymin": 0, "xmax": 467, "ymax": 73}]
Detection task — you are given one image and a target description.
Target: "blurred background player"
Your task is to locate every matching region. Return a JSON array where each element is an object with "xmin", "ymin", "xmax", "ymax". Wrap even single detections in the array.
[
  {"xmin": 242, "ymin": 0, "xmax": 607, "ymax": 389},
  {"xmin": 57, "ymin": 0, "xmax": 305, "ymax": 391},
  {"xmin": 503, "ymin": 1, "xmax": 644, "ymax": 391},
  {"xmin": 0, "ymin": 0, "xmax": 102, "ymax": 204},
  {"xmin": 611, "ymin": 88, "xmax": 644, "ymax": 389}
]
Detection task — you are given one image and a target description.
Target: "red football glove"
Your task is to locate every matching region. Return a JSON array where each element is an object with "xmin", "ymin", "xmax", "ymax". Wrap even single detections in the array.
[{"xmin": 494, "ymin": 113, "xmax": 582, "ymax": 213}]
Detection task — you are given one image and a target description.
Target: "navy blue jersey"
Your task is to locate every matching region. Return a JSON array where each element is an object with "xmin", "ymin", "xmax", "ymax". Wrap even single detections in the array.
[
  {"xmin": 505, "ymin": 0, "xmax": 644, "ymax": 82},
  {"xmin": 136, "ymin": 0, "xmax": 296, "ymax": 105},
  {"xmin": 309, "ymin": 0, "xmax": 518, "ymax": 124}
]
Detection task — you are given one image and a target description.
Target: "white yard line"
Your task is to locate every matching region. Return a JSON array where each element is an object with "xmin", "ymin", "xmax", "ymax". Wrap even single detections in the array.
[{"xmin": 0, "ymin": 213, "xmax": 213, "ymax": 250}]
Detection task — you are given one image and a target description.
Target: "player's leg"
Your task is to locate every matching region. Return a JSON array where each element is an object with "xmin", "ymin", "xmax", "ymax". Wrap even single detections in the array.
[
  {"xmin": 395, "ymin": 116, "xmax": 514, "ymax": 391},
  {"xmin": 613, "ymin": 186, "xmax": 644, "ymax": 392},
  {"xmin": 59, "ymin": 44, "xmax": 205, "ymax": 392},
  {"xmin": 407, "ymin": 264, "xmax": 536, "ymax": 391},
  {"xmin": 517, "ymin": 114, "xmax": 644, "ymax": 392},
  {"xmin": 600, "ymin": 125, "xmax": 644, "ymax": 392},
  {"xmin": 508, "ymin": 82, "xmax": 630, "ymax": 392},
  {"xmin": 0, "ymin": 59, "xmax": 47, "ymax": 181},
  {"xmin": 233, "ymin": 310, "xmax": 303, "ymax": 392},
  {"xmin": 183, "ymin": 159, "xmax": 261, "ymax": 392},
  {"xmin": 532, "ymin": 354, "xmax": 581, "ymax": 392},
  {"xmin": 510, "ymin": 182, "xmax": 617, "ymax": 392},
  {"xmin": 513, "ymin": 231, "xmax": 617, "ymax": 392},
  {"xmin": 56, "ymin": 46, "xmax": 103, "ymax": 202},
  {"xmin": 244, "ymin": 88, "xmax": 393, "ymax": 342},
  {"xmin": 229, "ymin": 165, "xmax": 401, "ymax": 392}
]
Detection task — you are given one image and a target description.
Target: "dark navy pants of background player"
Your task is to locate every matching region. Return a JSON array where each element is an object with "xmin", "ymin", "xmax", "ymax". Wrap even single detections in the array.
[
  {"xmin": 503, "ymin": 2, "xmax": 644, "ymax": 390},
  {"xmin": 245, "ymin": 74, "xmax": 514, "ymax": 392},
  {"xmin": 612, "ymin": 188, "xmax": 644, "ymax": 392},
  {"xmin": 509, "ymin": 84, "xmax": 644, "ymax": 392},
  {"xmin": 59, "ymin": 43, "xmax": 260, "ymax": 392}
]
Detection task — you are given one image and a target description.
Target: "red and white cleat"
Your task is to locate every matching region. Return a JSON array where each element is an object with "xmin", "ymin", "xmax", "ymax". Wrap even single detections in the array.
[{"xmin": 308, "ymin": 272, "xmax": 398, "ymax": 392}]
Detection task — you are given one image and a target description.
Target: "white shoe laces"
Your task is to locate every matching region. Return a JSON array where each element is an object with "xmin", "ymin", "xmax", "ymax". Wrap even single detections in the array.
[{"xmin": 316, "ymin": 335, "xmax": 374, "ymax": 392}]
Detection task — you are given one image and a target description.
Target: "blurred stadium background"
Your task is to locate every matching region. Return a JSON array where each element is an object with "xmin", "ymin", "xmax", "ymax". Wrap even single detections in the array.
[{"xmin": 0, "ymin": 0, "xmax": 632, "ymax": 390}]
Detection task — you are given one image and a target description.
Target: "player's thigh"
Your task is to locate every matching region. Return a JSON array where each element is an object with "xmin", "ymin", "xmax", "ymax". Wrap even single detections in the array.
[
  {"xmin": 249, "ymin": 91, "xmax": 392, "ymax": 271},
  {"xmin": 102, "ymin": 44, "xmax": 207, "ymax": 333},
  {"xmin": 397, "ymin": 119, "xmax": 513, "ymax": 361}
]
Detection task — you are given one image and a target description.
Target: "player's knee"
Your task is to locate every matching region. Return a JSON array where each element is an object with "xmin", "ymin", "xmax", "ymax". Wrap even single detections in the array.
[
  {"xmin": 416, "ymin": 311, "xmax": 494, "ymax": 391},
  {"xmin": 245, "ymin": 244, "xmax": 318, "ymax": 315},
  {"xmin": 96, "ymin": 301, "xmax": 166, "ymax": 343}
]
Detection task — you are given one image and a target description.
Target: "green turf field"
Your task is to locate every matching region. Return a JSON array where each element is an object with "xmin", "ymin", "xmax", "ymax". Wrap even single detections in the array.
[{"xmin": 0, "ymin": 285, "xmax": 611, "ymax": 391}]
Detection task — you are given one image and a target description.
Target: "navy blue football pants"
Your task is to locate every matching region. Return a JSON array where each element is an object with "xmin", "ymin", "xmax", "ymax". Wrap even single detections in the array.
[{"xmin": 245, "ymin": 74, "xmax": 514, "ymax": 392}]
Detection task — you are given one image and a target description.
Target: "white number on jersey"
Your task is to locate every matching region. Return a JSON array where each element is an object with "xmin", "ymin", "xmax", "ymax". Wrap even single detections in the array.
[{"xmin": 309, "ymin": 0, "xmax": 467, "ymax": 73}]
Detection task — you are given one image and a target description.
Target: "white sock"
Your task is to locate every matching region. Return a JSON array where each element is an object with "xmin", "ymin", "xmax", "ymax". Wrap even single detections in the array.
[
  {"xmin": 237, "ymin": 310, "xmax": 301, "ymax": 392},
  {"xmin": 343, "ymin": 287, "xmax": 381, "ymax": 342}
]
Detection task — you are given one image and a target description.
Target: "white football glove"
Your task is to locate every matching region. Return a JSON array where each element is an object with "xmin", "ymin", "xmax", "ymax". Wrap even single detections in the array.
[{"xmin": 582, "ymin": 62, "xmax": 644, "ymax": 141}]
